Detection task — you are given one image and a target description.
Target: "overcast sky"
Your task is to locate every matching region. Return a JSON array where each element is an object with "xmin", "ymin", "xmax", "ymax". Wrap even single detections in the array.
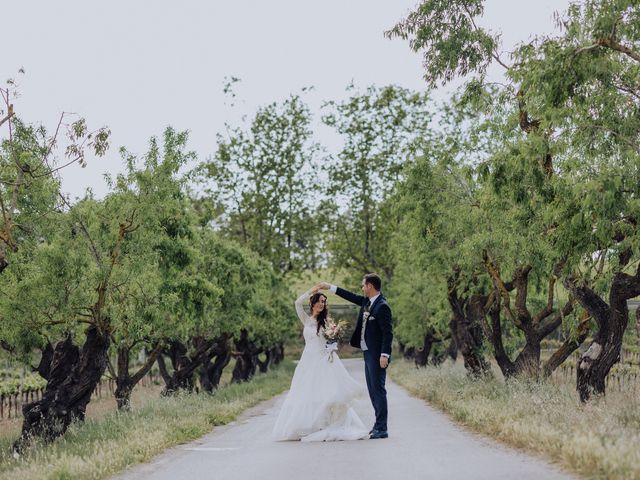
[{"xmin": 3, "ymin": 0, "xmax": 571, "ymax": 199}]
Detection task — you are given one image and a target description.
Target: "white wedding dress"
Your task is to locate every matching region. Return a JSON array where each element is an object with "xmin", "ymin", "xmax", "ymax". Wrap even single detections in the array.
[{"xmin": 272, "ymin": 289, "xmax": 369, "ymax": 442}]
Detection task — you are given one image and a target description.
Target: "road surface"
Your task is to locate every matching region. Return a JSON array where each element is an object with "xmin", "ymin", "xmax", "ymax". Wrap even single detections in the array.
[{"xmin": 114, "ymin": 359, "xmax": 575, "ymax": 480}]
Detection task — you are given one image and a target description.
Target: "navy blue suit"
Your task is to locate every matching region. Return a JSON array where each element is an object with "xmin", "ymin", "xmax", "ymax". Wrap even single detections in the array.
[{"xmin": 335, "ymin": 287, "xmax": 393, "ymax": 433}]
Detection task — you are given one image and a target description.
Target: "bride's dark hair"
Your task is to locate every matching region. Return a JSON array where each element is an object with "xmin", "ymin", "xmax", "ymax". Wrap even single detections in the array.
[{"xmin": 309, "ymin": 292, "xmax": 329, "ymax": 335}]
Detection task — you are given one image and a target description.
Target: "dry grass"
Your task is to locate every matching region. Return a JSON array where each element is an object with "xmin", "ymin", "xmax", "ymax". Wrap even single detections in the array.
[
  {"xmin": 390, "ymin": 359, "xmax": 640, "ymax": 480},
  {"xmin": 0, "ymin": 360, "xmax": 237, "ymax": 441},
  {"xmin": 0, "ymin": 382, "xmax": 166, "ymax": 442},
  {"xmin": 0, "ymin": 362, "xmax": 294, "ymax": 480}
]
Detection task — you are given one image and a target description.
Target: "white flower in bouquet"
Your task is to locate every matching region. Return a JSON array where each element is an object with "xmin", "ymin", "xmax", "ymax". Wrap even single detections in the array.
[{"xmin": 323, "ymin": 319, "xmax": 348, "ymax": 344}]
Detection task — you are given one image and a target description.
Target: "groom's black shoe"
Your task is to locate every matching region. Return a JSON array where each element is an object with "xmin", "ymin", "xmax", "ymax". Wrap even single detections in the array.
[{"xmin": 369, "ymin": 430, "xmax": 388, "ymax": 439}]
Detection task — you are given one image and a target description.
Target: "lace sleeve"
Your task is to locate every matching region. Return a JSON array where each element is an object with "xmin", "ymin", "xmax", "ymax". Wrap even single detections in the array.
[{"xmin": 294, "ymin": 289, "xmax": 313, "ymax": 324}]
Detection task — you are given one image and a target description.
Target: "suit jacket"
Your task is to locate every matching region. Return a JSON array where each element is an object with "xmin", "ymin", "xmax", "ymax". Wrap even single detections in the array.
[{"xmin": 335, "ymin": 287, "xmax": 393, "ymax": 358}]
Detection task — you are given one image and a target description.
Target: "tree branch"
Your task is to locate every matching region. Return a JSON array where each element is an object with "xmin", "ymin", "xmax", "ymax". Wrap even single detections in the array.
[
  {"xmin": 156, "ymin": 354, "xmax": 173, "ymax": 384},
  {"xmin": 533, "ymin": 274, "xmax": 556, "ymax": 324},
  {"xmin": 461, "ymin": 4, "xmax": 510, "ymax": 70},
  {"xmin": 542, "ymin": 313, "xmax": 591, "ymax": 378},
  {"xmin": 513, "ymin": 265, "xmax": 533, "ymax": 326},
  {"xmin": 483, "ymin": 251, "xmax": 520, "ymax": 328},
  {"xmin": 0, "ymin": 103, "xmax": 14, "ymax": 128},
  {"xmin": 130, "ymin": 344, "xmax": 162, "ymax": 386},
  {"xmin": 58, "ymin": 193, "xmax": 103, "ymax": 268},
  {"xmin": 105, "ymin": 355, "xmax": 117, "ymax": 379},
  {"xmin": 598, "ymin": 37, "xmax": 640, "ymax": 63},
  {"xmin": 537, "ymin": 297, "xmax": 575, "ymax": 339},
  {"xmin": 563, "ymin": 276, "xmax": 610, "ymax": 326},
  {"xmin": 612, "ymin": 262, "xmax": 640, "ymax": 300},
  {"xmin": 485, "ymin": 291, "xmax": 516, "ymax": 375},
  {"xmin": 40, "ymin": 112, "xmax": 65, "ymax": 170}
]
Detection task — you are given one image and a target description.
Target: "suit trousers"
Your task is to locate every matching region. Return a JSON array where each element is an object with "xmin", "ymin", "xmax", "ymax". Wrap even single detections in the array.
[{"xmin": 363, "ymin": 349, "xmax": 388, "ymax": 432}]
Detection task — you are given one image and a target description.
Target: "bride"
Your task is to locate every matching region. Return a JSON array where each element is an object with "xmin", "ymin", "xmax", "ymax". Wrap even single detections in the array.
[{"xmin": 272, "ymin": 285, "xmax": 369, "ymax": 442}]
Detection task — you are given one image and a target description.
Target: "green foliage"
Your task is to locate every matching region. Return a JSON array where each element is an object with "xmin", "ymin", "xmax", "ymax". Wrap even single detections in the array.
[
  {"xmin": 0, "ymin": 374, "xmax": 46, "ymax": 396},
  {"xmin": 202, "ymin": 90, "xmax": 322, "ymax": 275},
  {"xmin": 0, "ymin": 122, "xmax": 295, "ymax": 385},
  {"xmin": 322, "ymin": 84, "xmax": 434, "ymax": 282},
  {"xmin": 197, "ymin": 231, "xmax": 295, "ymax": 347},
  {"xmin": 386, "ymin": 93, "xmax": 498, "ymax": 346},
  {"xmin": 385, "ymin": 0, "xmax": 500, "ymax": 86},
  {"xmin": 386, "ymin": 0, "xmax": 640, "ymax": 369}
]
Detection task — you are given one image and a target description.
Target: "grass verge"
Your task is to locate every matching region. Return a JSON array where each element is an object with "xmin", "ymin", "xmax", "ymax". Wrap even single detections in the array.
[
  {"xmin": 390, "ymin": 359, "xmax": 640, "ymax": 480},
  {"xmin": 0, "ymin": 361, "xmax": 294, "ymax": 480}
]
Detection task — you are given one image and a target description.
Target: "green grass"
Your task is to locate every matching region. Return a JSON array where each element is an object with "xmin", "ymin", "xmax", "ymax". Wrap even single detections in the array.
[
  {"xmin": 0, "ymin": 361, "xmax": 294, "ymax": 480},
  {"xmin": 390, "ymin": 359, "xmax": 640, "ymax": 480}
]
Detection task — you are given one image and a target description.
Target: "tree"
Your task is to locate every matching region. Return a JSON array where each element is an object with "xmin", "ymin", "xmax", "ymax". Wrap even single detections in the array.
[
  {"xmin": 0, "ymin": 77, "xmax": 109, "ymax": 277},
  {"xmin": 7, "ymin": 196, "xmax": 137, "ymax": 450},
  {"xmin": 528, "ymin": 0, "xmax": 640, "ymax": 400},
  {"xmin": 388, "ymin": 114, "xmax": 493, "ymax": 375},
  {"xmin": 155, "ymin": 231, "xmax": 293, "ymax": 392},
  {"xmin": 202, "ymin": 90, "xmax": 322, "ymax": 274},
  {"xmin": 322, "ymin": 84, "xmax": 433, "ymax": 282},
  {"xmin": 5, "ymin": 127, "xmax": 219, "ymax": 446},
  {"xmin": 387, "ymin": 0, "xmax": 586, "ymax": 380},
  {"xmin": 0, "ymin": 76, "xmax": 110, "ymax": 369},
  {"xmin": 105, "ymin": 130, "xmax": 222, "ymax": 409}
]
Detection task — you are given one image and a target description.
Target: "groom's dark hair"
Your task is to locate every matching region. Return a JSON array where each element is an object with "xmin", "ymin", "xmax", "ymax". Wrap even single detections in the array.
[{"xmin": 364, "ymin": 273, "xmax": 382, "ymax": 291}]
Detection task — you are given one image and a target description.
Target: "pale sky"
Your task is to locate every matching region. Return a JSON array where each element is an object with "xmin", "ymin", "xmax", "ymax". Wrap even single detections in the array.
[{"xmin": 3, "ymin": 0, "xmax": 571, "ymax": 199}]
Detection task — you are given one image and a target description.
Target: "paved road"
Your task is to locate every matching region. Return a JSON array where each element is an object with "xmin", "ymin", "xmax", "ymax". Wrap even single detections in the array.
[{"xmin": 114, "ymin": 359, "xmax": 575, "ymax": 480}]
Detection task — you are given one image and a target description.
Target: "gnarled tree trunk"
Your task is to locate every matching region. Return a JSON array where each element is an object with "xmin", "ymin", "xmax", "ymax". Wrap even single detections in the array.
[
  {"xmin": 35, "ymin": 342, "xmax": 54, "ymax": 380},
  {"xmin": 231, "ymin": 329, "xmax": 259, "ymax": 383},
  {"xmin": 414, "ymin": 334, "xmax": 434, "ymax": 367},
  {"xmin": 158, "ymin": 338, "xmax": 213, "ymax": 394},
  {"xmin": 564, "ymin": 265, "xmax": 640, "ymax": 401},
  {"xmin": 483, "ymin": 258, "xmax": 575, "ymax": 379},
  {"xmin": 158, "ymin": 341, "xmax": 195, "ymax": 394},
  {"xmin": 399, "ymin": 343, "xmax": 416, "ymax": 360},
  {"xmin": 199, "ymin": 338, "xmax": 232, "ymax": 393},
  {"xmin": 269, "ymin": 343, "xmax": 285, "ymax": 365},
  {"xmin": 447, "ymin": 271, "xmax": 491, "ymax": 377},
  {"xmin": 14, "ymin": 326, "xmax": 109, "ymax": 452},
  {"xmin": 114, "ymin": 344, "xmax": 161, "ymax": 411},
  {"xmin": 432, "ymin": 337, "xmax": 457, "ymax": 365},
  {"xmin": 414, "ymin": 330, "xmax": 444, "ymax": 367},
  {"xmin": 256, "ymin": 350, "xmax": 271, "ymax": 373}
]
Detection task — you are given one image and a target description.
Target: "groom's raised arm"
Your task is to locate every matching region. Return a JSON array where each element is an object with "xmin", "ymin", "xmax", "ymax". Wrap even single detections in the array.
[{"xmin": 322, "ymin": 283, "xmax": 366, "ymax": 306}]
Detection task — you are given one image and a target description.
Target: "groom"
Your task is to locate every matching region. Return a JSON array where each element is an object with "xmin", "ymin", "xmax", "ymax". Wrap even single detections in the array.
[{"xmin": 318, "ymin": 273, "xmax": 393, "ymax": 439}]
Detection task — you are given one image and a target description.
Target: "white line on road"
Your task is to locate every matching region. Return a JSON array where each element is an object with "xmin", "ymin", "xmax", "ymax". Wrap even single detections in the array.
[{"xmin": 180, "ymin": 447, "xmax": 240, "ymax": 452}]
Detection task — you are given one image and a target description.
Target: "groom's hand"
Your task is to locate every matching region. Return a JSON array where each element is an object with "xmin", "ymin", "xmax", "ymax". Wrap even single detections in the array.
[
  {"xmin": 379, "ymin": 356, "xmax": 389, "ymax": 369},
  {"xmin": 317, "ymin": 282, "xmax": 331, "ymax": 290}
]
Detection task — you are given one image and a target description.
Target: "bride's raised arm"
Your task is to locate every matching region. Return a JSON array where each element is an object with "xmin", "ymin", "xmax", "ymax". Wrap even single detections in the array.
[{"xmin": 294, "ymin": 288, "xmax": 314, "ymax": 324}]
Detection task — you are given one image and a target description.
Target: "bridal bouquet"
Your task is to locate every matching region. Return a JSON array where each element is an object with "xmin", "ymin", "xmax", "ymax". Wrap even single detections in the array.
[
  {"xmin": 323, "ymin": 319, "xmax": 348, "ymax": 344},
  {"xmin": 323, "ymin": 319, "xmax": 347, "ymax": 362}
]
